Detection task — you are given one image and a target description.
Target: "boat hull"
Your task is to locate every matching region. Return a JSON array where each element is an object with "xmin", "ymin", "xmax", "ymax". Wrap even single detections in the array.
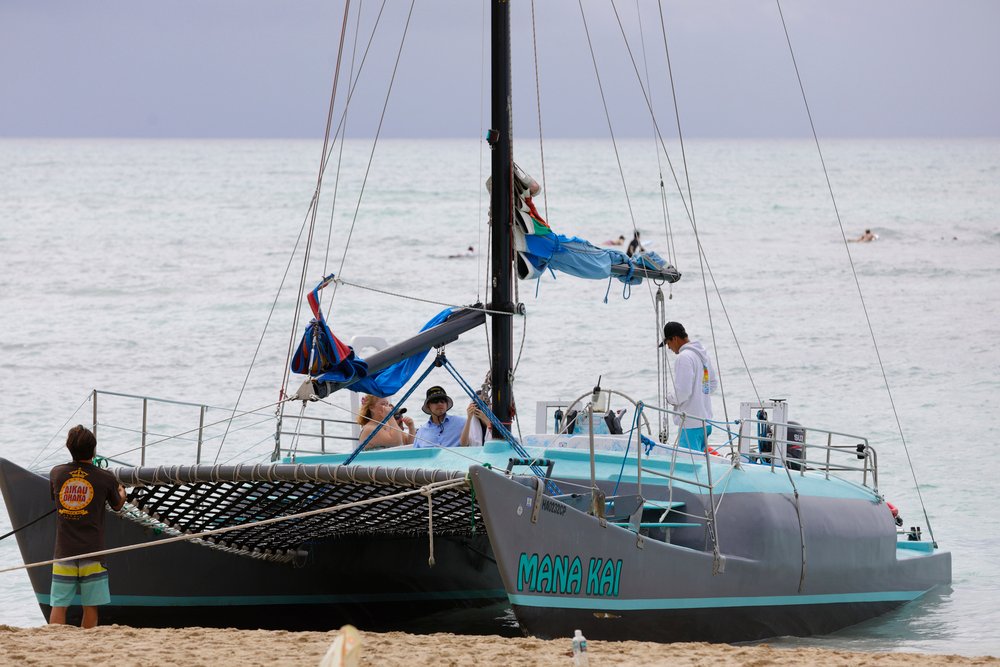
[
  {"xmin": 0, "ymin": 458, "xmax": 505, "ymax": 630},
  {"xmin": 469, "ymin": 465, "xmax": 951, "ymax": 643}
]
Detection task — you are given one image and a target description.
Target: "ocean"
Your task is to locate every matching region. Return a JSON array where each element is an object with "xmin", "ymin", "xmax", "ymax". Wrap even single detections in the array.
[{"xmin": 0, "ymin": 137, "xmax": 997, "ymax": 655}]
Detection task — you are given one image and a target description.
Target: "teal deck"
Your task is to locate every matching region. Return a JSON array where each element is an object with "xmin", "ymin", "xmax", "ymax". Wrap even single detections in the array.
[{"xmin": 289, "ymin": 438, "xmax": 879, "ymax": 502}]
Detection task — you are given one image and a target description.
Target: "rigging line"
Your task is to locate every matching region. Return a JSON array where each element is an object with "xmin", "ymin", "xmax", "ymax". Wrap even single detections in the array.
[
  {"xmin": 56, "ymin": 400, "xmax": 289, "ymax": 472},
  {"xmin": 602, "ymin": 0, "xmax": 696, "ymax": 237},
  {"xmin": 529, "ymin": 0, "xmax": 549, "ymax": 221},
  {"xmin": 27, "ymin": 392, "xmax": 92, "ymax": 470},
  {"xmin": 0, "ymin": 477, "xmax": 469, "ymax": 577},
  {"xmin": 477, "ymin": 0, "xmax": 487, "ymax": 302},
  {"xmin": 648, "ymin": 0, "xmax": 733, "ymax": 424},
  {"xmin": 332, "ymin": 277, "xmax": 520, "ymax": 317},
  {"xmin": 276, "ymin": 0, "xmax": 368, "ymax": 436},
  {"xmin": 282, "ymin": 0, "xmax": 353, "ymax": 386},
  {"xmin": 319, "ymin": 0, "xmax": 391, "ymax": 318},
  {"xmin": 577, "ymin": 0, "xmax": 658, "ymax": 313},
  {"xmin": 634, "ymin": 0, "xmax": 677, "ymax": 271},
  {"xmin": 220, "ymin": 432, "xmax": 278, "ymax": 466},
  {"xmin": 774, "ymin": 1, "xmax": 935, "ymax": 544},
  {"xmin": 322, "ymin": 0, "xmax": 365, "ymax": 279},
  {"xmin": 328, "ymin": 0, "xmax": 418, "ymax": 306},
  {"xmin": 103, "ymin": 416, "xmax": 278, "ymax": 467},
  {"xmin": 577, "ymin": 1, "xmax": 640, "ymax": 240}
]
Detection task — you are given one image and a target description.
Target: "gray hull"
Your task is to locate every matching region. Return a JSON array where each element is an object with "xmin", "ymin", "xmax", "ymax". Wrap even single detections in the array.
[
  {"xmin": 470, "ymin": 465, "xmax": 951, "ymax": 642},
  {"xmin": 0, "ymin": 458, "xmax": 504, "ymax": 630}
]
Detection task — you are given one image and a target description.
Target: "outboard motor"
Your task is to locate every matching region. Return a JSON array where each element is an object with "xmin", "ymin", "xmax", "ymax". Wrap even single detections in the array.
[
  {"xmin": 604, "ymin": 409, "xmax": 625, "ymax": 435},
  {"xmin": 563, "ymin": 409, "xmax": 579, "ymax": 435},
  {"xmin": 786, "ymin": 420, "xmax": 805, "ymax": 471}
]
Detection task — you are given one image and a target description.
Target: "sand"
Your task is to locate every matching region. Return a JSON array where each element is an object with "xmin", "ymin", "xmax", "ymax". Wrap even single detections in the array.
[{"xmin": 1, "ymin": 625, "xmax": 998, "ymax": 667}]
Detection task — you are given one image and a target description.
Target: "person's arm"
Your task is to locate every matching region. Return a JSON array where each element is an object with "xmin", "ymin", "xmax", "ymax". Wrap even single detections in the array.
[
  {"xmin": 108, "ymin": 476, "xmax": 126, "ymax": 512},
  {"xmin": 459, "ymin": 404, "xmax": 476, "ymax": 446},
  {"xmin": 400, "ymin": 416, "xmax": 416, "ymax": 445},
  {"xmin": 359, "ymin": 422, "xmax": 399, "ymax": 449}
]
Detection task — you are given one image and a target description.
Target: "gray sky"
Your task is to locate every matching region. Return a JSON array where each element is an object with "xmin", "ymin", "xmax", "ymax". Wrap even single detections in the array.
[{"xmin": 1, "ymin": 0, "xmax": 997, "ymax": 139}]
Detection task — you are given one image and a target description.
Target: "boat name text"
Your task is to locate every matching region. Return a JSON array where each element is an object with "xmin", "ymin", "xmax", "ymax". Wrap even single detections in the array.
[{"xmin": 516, "ymin": 552, "xmax": 622, "ymax": 597}]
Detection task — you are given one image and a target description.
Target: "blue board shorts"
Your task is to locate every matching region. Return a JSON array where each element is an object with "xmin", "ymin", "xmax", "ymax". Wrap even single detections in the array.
[
  {"xmin": 678, "ymin": 425, "xmax": 713, "ymax": 452},
  {"xmin": 50, "ymin": 559, "xmax": 111, "ymax": 607}
]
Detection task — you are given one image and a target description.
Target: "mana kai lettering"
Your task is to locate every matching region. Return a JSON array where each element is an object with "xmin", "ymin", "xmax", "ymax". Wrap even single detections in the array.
[{"xmin": 516, "ymin": 552, "xmax": 622, "ymax": 597}]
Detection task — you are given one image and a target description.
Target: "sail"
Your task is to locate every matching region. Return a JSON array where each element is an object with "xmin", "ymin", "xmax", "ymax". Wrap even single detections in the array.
[
  {"xmin": 291, "ymin": 275, "xmax": 456, "ymax": 397},
  {"xmin": 510, "ymin": 169, "xmax": 681, "ymax": 286}
]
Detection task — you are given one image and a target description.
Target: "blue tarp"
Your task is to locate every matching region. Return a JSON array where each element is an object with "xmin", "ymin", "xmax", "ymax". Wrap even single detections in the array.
[
  {"xmin": 306, "ymin": 306, "xmax": 456, "ymax": 397},
  {"xmin": 520, "ymin": 232, "xmax": 671, "ymax": 285}
]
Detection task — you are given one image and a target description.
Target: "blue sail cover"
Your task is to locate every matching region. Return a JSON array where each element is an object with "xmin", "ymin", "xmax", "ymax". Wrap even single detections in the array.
[
  {"xmin": 510, "ymin": 170, "xmax": 677, "ymax": 287},
  {"xmin": 343, "ymin": 307, "xmax": 454, "ymax": 397},
  {"xmin": 522, "ymin": 233, "xmax": 674, "ymax": 284},
  {"xmin": 291, "ymin": 275, "xmax": 455, "ymax": 398}
]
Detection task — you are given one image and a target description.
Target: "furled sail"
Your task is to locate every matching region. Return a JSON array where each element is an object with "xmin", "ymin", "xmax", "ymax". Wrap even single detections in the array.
[
  {"xmin": 291, "ymin": 275, "xmax": 464, "ymax": 397},
  {"xmin": 509, "ymin": 167, "xmax": 681, "ymax": 286}
]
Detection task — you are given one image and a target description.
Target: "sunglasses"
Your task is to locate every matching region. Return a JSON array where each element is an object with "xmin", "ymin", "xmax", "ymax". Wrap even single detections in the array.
[{"xmin": 428, "ymin": 397, "xmax": 449, "ymax": 405}]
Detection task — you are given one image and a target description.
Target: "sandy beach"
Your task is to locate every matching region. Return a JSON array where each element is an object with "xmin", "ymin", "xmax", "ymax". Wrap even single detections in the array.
[{"xmin": 0, "ymin": 625, "xmax": 997, "ymax": 666}]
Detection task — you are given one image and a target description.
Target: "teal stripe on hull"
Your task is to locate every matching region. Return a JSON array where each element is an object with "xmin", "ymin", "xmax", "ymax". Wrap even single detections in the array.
[
  {"xmin": 508, "ymin": 589, "xmax": 925, "ymax": 611},
  {"xmin": 36, "ymin": 588, "xmax": 506, "ymax": 607}
]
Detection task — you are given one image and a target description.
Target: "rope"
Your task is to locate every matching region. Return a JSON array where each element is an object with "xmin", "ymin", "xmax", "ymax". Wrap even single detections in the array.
[
  {"xmin": 423, "ymin": 488, "xmax": 436, "ymax": 566},
  {"xmin": 0, "ymin": 509, "xmax": 56, "ymax": 543},
  {"xmin": 633, "ymin": 0, "xmax": 677, "ymax": 271},
  {"xmin": 529, "ymin": 0, "xmax": 550, "ymax": 221},
  {"xmin": 321, "ymin": 1, "xmax": 364, "ymax": 280},
  {"xmin": 342, "ymin": 360, "xmax": 438, "ymax": 465},
  {"xmin": 27, "ymin": 392, "xmax": 93, "ymax": 470},
  {"xmin": 440, "ymin": 359, "xmax": 560, "ymax": 494},
  {"xmin": 774, "ymin": 0, "xmax": 934, "ymax": 546},
  {"xmin": 279, "ymin": 0, "xmax": 354, "ymax": 428},
  {"xmin": 576, "ymin": 1, "xmax": 643, "ymax": 273},
  {"xmin": 332, "ymin": 277, "xmax": 519, "ymax": 317},
  {"xmin": 0, "ymin": 477, "xmax": 468, "ymax": 577},
  {"xmin": 328, "ymin": 0, "xmax": 417, "ymax": 307},
  {"xmin": 476, "ymin": 0, "xmax": 487, "ymax": 302}
]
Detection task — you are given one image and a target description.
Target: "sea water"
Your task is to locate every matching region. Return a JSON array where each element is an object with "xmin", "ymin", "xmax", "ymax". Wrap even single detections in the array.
[{"xmin": 0, "ymin": 137, "xmax": 997, "ymax": 655}]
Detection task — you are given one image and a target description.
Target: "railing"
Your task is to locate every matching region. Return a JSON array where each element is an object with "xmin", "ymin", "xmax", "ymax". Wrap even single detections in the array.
[
  {"xmin": 274, "ymin": 413, "xmax": 359, "ymax": 461},
  {"xmin": 87, "ymin": 389, "xmax": 360, "ymax": 467},
  {"xmin": 735, "ymin": 417, "xmax": 877, "ymax": 490}
]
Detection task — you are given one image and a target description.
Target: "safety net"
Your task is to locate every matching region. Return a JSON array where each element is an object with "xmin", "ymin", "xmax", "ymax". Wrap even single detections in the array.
[{"xmin": 114, "ymin": 464, "xmax": 481, "ymax": 564}]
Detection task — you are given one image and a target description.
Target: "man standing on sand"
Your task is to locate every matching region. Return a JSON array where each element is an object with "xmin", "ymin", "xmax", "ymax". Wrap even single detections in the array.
[
  {"xmin": 660, "ymin": 322, "xmax": 719, "ymax": 452},
  {"xmin": 49, "ymin": 425, "xmax": 126, "ymax": 628}
]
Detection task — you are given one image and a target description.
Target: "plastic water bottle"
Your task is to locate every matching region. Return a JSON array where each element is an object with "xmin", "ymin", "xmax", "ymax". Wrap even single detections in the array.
[{"xmin": 571, "ymin": 629, "xmax": 589, "ymax": 666}]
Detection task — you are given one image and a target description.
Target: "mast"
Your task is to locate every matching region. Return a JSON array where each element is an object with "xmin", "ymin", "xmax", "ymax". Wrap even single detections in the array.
[{"xmin": 489, "ymin": 0, "xmax": 514, "ymax": 428}]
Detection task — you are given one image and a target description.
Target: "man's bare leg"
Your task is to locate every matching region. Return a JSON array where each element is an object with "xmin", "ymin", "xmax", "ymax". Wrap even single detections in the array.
[
  {"xmin": 81, "ymin": 606, "xmax": 99, "ymax": 629},
  {"xmin": 48, "ymin": 606, "xmax": 67, "ymax": 625}
]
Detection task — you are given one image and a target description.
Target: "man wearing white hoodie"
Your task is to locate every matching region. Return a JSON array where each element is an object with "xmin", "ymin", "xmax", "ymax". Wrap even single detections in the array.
[{"xmin": 660, "ymin": 322, "xmax": 718, "ymax": 451}]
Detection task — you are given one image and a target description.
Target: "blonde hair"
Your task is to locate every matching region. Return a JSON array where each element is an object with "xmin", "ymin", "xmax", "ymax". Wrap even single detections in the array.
[{"xmin": 357, "ymin": 395, "xmax": 380, "ymax": 426}]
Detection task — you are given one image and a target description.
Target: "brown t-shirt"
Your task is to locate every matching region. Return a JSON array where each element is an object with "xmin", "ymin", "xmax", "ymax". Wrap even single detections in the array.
[{"xmin": 50, "ymin": 461, "xmax": 122, "ymax": 560}]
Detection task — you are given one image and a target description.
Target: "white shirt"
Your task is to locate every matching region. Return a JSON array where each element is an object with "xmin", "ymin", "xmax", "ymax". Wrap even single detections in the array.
[{"xmin": 666, "ymin": 340, "xmax": 718, "ymax": 428}]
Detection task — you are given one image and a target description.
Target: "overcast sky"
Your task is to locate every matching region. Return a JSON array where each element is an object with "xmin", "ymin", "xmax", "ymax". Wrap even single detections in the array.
[{"xmin": 1, "ymin": 0, "xmax": 997, "ymax": 139}]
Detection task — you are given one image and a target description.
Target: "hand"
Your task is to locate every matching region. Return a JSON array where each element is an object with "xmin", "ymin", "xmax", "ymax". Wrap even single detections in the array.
[
  {"xmin": 402, "ymin": 416, "xmax": 414, "ymax": 431},
  {"xmin": 466, "ymin": 402, "xmax": 477, "ymax": 417}
]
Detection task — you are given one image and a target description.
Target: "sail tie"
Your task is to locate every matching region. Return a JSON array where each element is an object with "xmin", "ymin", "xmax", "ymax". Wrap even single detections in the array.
[{"xmin": 423, "ymin": 488, "xmax": 436, "ymax": 567}]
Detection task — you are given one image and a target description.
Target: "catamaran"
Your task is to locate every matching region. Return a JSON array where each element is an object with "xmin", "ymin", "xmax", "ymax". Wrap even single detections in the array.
[{"xmin": 0, "ymin": 0, "xmax": 949, "ymax": 641}]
